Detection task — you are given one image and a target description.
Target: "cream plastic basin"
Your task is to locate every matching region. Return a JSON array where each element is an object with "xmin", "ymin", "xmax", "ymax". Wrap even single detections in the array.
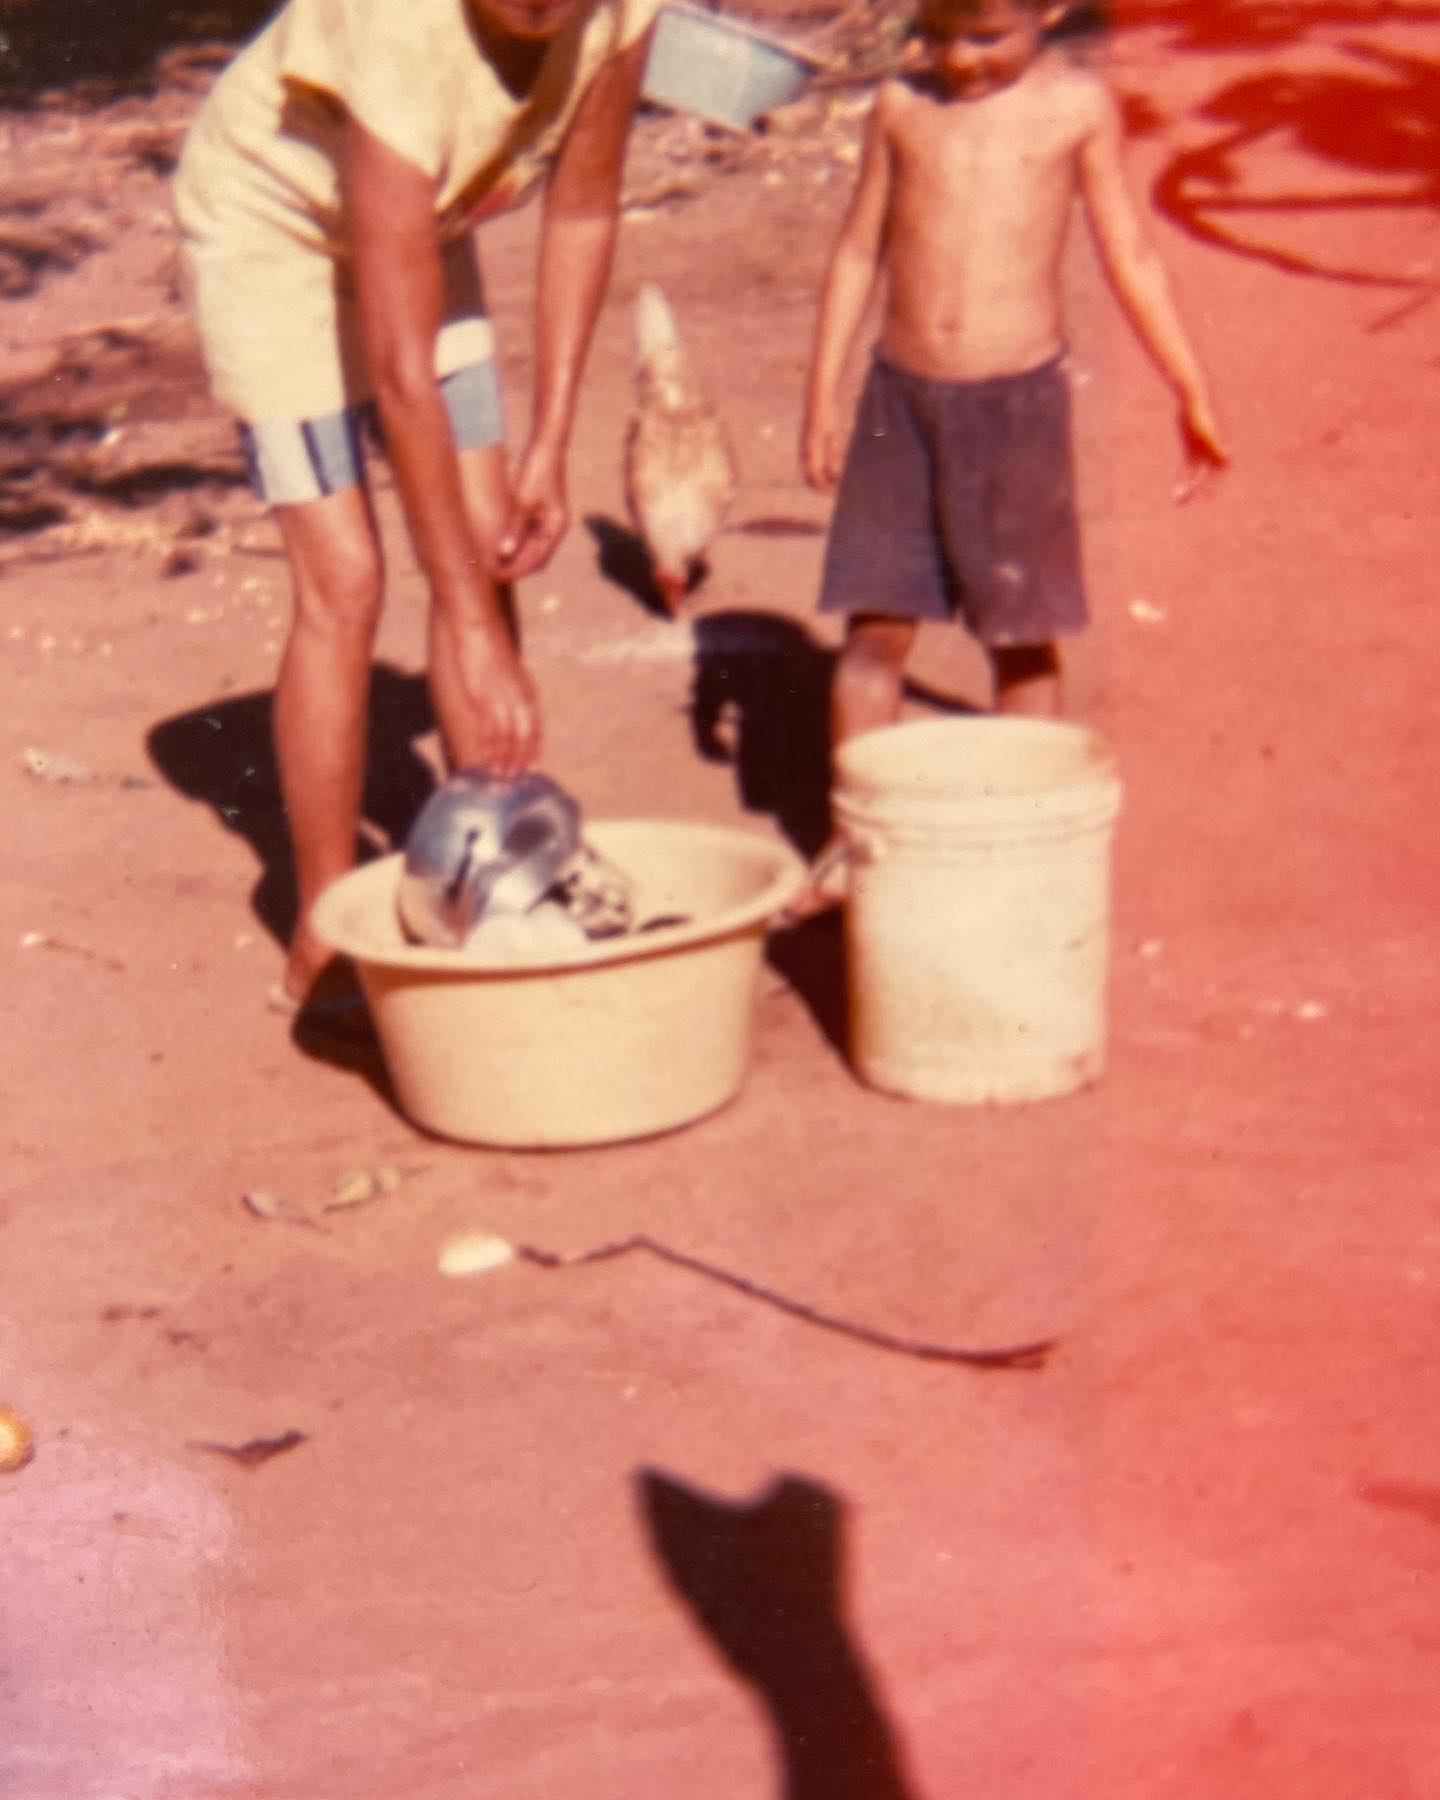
[{"xmin": 311, "ymin": 819, "xmax": 806, "ymax": 1148}]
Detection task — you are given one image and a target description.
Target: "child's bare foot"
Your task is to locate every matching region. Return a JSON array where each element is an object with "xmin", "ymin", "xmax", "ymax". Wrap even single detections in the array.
[{"xmin": 781, "ymin": 835, "xmax": 851, "ymax": 925}]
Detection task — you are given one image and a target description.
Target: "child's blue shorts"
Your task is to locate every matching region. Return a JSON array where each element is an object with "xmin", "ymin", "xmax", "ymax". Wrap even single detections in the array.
[
  {"xmin": 236, "ymin": 359, "xmax": 506, "ymax": 507},
  {"xmin": 819, "ymin": 353, "xmax": 1088, "ymax": 647}
]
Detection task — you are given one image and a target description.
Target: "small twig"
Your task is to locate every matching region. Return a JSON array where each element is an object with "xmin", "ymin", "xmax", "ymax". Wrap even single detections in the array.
[
  {"xmin": 1367, "ymin": 284, "xmax": 1440, "ymax": 333},
  {"xmin": 515, "ymin": 1235, "xmax": 1054, "ymax": 1371},
  {"xmin": 190, "ymin": 1429, "xmax": 307, "ymax": 1469}
]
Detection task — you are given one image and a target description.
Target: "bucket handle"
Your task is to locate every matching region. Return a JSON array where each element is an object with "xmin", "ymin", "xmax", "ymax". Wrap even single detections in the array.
[{"xmin": 779, "ymin": 830, "xmax": 882, "ymax": 924}]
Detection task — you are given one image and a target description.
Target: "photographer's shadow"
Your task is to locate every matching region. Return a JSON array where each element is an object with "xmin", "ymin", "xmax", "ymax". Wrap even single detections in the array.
[{"xmin": 638, "ymin": 1469, "xmax": 920, "ymax": 1800}]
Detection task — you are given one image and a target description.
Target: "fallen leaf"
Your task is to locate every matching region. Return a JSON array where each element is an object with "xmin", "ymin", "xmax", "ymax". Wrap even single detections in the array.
[
  {"xmin": 438, "ymin": 1232, "xmax": 517, "ymax": 1278},
  {"xmin": 325, "ymin": 1163, "xmax": 403, "ymax": 1211},
  {"xmin": 241, "ymin": 1189, "xmax": 322, "ymax": 1229},
  {"xmin": 0, "ymin": 1406, "xmax": 35, "ymax": 1474},
  {"xmin": 21, "ymin": 746, "xmax": 91, "ymax": 783},
  {"xmin": 329, "ymin": 1169, "xmax": 379, "ymax": 1209}
]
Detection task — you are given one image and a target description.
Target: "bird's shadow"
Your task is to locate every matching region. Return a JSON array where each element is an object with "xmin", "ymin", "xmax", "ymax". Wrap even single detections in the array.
[
  {"xmin": 585, "ymin": 512, "xmax": 714, "ymax": 618},
  {"xmin": 637, "ymin": 1469, "xmax": 921, "ymax": 1800},
  {"xmin": 585, "ymin": 513, "xmax": 669, "ymax": 616}
]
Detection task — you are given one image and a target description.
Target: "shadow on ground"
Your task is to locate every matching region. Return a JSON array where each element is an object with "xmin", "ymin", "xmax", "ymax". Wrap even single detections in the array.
[
  {"xmin": 0, "ymin": 1, "xmax": 272, "ymax": 101},
  {"xmin": 689, "ymin": 609, "xmax": 835, "ymax": 860},
  {"xmin": 585, "ymin": 514, "xmax": 673, "ymax": 618},
  {"xmin": 766, "ymin": 913, "xmax": 847, "ymax": 1059},
  {"xmin": 1152, "ymin": 40, "xmax": 1440, "ymax": 292},
  {"xmin": 638, "ymin": 1469, "xmax": 920, "ymax": 1800},
  {"xmin": 146, "ymin": 662, "xmax": 433, "ymax": 1093},
  {"xmin": 1117, "ymin": 0, "xmax": 1440, "ymax": 51},
  {"xmin": 145, "ymin": 661, "xmax": 438, "ymax": 948}
]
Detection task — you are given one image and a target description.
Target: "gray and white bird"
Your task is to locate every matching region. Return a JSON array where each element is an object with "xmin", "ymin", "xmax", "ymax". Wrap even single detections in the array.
[{"xmin": 624, "ymin": 283, "xmax": 738, "ymax": 615}]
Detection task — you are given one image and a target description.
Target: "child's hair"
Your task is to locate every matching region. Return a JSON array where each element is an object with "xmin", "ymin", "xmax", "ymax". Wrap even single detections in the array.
[
  {"xmin": 915, "ymin": 0, "xmax": 1051, "ymax": 19},
  {"xmin": 909, "ymin": 0, "xmax": 1106, "ymax": 34}
]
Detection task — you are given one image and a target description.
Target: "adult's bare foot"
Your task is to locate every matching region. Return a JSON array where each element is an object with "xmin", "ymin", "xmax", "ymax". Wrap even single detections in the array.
[
  {"xmin": 267, "ymin": 948, "xmax": 371, "ymax": 1040},
  {"xmin": 279, "ymin": 924, "xmax": 341, "ymax": 1006}
]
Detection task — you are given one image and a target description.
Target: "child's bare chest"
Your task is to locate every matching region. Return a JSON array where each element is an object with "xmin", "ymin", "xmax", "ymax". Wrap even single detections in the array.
[{"xmin": 890, "ymin": 91, "xmax": 1077, "ymax": 213}]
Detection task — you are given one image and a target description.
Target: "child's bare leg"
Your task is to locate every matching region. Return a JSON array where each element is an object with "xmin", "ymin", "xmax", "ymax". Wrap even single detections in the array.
[
  {"xmin": 272, "ymin": 488, "xmax": 385, "ymax": 1000},
  {"xmin": 990, "ymin": 641, "xmax": 1062, "ymax": 718},
  {"xmin": 833, "ymin": 613, "xmax": 919, "ymax": 745},
  {"xmin": 788, "ymin": 614, "xmax": 918, "ymax": 920}
]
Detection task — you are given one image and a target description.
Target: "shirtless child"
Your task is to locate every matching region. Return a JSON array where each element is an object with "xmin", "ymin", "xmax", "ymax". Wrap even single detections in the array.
[{"xmin": 803, "ymin": 0, "xmax": 1226, "ymax": 743}]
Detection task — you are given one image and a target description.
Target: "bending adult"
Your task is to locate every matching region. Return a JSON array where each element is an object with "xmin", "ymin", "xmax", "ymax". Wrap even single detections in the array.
[{"xmin": 175, "ymin": 0, "xmax": 660, "ymax": 1002}]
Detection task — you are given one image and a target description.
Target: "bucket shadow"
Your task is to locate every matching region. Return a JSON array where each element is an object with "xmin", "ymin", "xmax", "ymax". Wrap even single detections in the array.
[
  {"xmin": 637, "ymin": 1469, "xmax": 920, "ymax": 1800},
  {"xmin": 144, "ymin": 662, "xmax": 438, "ymax": 951},
  {"xmin": 766, "ymin": 912, "xmax": 848, "ymax": 1061}
]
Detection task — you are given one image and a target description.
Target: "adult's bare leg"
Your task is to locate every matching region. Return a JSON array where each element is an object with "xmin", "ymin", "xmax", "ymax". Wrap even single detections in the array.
[
  {"xmin": 786, "ymin": 613, "xmax": 920, "ymax": 920},
  {"xmin": 272, "ymin": 486, "xmax": 385, "ymax": 999}
]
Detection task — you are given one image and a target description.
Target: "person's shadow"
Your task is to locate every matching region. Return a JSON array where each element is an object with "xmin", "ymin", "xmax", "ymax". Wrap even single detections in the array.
[
  {"xmin": 689, "ymin": 610, "xmax": 836, "ymax": 861},
  {"xmin": 144, "ymin": 661, "xmax": 438, "ymax": 953},
  {"xmin": 685, "ymin": 611, "xmax": 852, "ymax": 1052},
  {"xmin": 638, "ymin": 1469, "xmax": 921, "ymax": 1800}
]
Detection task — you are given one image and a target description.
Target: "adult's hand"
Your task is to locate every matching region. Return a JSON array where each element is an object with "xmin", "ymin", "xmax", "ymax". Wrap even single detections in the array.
[
  {"xmin": 496, "ymin": 440, "xmax": 568, "ymax": 579},
  {"xmin": 428, "ymin": 605, "xmax": 541, "ymax": 776},
  {"xmin": 509, "ymin": 27, "xmax": 652, "ymax": 574}
]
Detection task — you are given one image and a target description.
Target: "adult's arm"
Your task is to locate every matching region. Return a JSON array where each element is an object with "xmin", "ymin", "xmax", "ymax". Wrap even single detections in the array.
[
  {"xmin": 498, "ymin": 24, "xmax": 654, "ymax": 576},
  {"xmin": 344, "ymin": 120, "xmax": 538, "ymax": 769}
]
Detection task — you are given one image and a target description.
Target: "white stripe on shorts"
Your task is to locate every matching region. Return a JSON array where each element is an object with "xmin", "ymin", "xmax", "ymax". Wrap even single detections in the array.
[
  {"xmin": 239, "ymin": 355, "xmax": 505, "ymax": 506},
  {"xmin": 249, "ymin": 420, "xmax": 327, "ymax": 506}
]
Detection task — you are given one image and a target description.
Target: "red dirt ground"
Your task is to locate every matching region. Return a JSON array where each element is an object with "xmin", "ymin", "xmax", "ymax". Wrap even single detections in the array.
[{"xmin": 3, "ymin": 6, "xmax": 1439, "ymax": 1797}]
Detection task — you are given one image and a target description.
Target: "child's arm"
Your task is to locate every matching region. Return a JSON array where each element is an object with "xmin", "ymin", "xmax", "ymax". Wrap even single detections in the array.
[
  {"xmin": 802, "ymin": 92, "xmax": 894, "ymax": 494},
  {"xmin": 1076, "ymin": 82, "xmax": 1228, "ymax": 494},
  {"xmin": 500, "ymin": 27, "xmax": 652, "ymax": 577}
]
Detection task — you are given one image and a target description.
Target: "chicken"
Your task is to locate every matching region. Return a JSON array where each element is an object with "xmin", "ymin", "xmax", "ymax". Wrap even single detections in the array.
[{"xmin": 624, "ymin": 283, "xmax": 738, "ymax": 615}]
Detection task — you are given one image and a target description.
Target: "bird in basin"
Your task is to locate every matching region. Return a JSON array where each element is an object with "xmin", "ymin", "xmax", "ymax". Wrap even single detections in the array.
[{"xmin": 624, "ymin": 283, "xmax": 738, "ymax": 615}]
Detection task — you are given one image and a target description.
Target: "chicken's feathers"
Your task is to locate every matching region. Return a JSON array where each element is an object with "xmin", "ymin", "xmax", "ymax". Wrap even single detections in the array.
[
  {"xmin": 625, "ymin": 285, "xmax": 738, "ymax": 587},
  {"xmin": 635, "ymin": 283, "xmax": 679, "ymax": 364}
]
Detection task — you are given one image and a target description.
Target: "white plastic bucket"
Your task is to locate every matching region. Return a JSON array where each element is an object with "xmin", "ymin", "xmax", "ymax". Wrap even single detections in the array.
[
  {"xmin": 642, "ymin": 3, "xmax": 820, "ymax": 130},
  {"xmin": 311, "ymin": 819, "xmax": 804, "ymax": 1148},
  {"xmin": 832, "ymin": 718, "xmax": 1122, "ymax": 1105}
]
